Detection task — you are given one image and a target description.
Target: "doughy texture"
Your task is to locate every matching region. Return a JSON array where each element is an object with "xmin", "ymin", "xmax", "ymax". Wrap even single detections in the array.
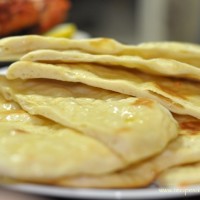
[
  {"xmin": 0, "ymin": 75, "xmax": 178, "ymax": 164},
  {"xmin": 7, "ymin": 61, "xmax": 200, "ymax": 119},
  {"xmin": 0, "ymin": 94, "xmax": 126, "ymax": 180}
]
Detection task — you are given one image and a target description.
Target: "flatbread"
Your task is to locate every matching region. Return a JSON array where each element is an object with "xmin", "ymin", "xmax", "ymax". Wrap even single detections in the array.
[
  {"xmin": 21, "ymin": 49, "xmax": 200, "ymax": 81},
  {"xmin": 156, "ymin": 115, "xmax": 200, "ymax": 187},
  {"xmin": 0, "ymin": 75, "xmax": 178, "ymax": 164},
  {"xmin": 156, "ymin": 162, "xmax": 200, "ymax": 187},
  {"xmin": 0, "ymin": 94, "xmax": 125, "ymax": 181},
  {"xmin": 7, "ymin": 61, "xmax": 200, "ymax": 119},
  {"xmin": 0, "ymin": 36, "xmax": 123, "ymax": 61},
  {"xmin": 1, "ymin": 115, "xmax": 199, "ymax": 188},
  {"xmin": 54, "ymin": 116, "xmax": 200, "ymax": 188},
  {"xmin": 1, "ymin": 35, "xmax": 200, "ymax": 67}
]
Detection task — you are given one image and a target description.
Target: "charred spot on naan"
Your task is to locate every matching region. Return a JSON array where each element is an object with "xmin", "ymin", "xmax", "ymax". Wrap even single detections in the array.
[
  {"xmin": 153, "ymin": 81, "xmax": 187, "ymax": 100},
  {"xmin": 12, "ymin": 128, "xmax": 30, "ymax": 134},
  {"xmin": 131, "ymin": 98, "xmax": 154, "ymax": 108},
  {"xmin": 148, "ymin": 91, "xmax": 184, "ymax": 109},
  {"xmin": 174, "ymin": 114, "xmax": 200, "ymax": 134},
  {"xmin": 180, "ymin": 120, "xmax": 200, "ymax": 133}
]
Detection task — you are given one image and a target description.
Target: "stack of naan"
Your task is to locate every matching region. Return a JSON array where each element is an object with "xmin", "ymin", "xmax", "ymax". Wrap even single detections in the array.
[{"xmin": 0, "ymin": 35, "xmax": 200, "ymax": 188}]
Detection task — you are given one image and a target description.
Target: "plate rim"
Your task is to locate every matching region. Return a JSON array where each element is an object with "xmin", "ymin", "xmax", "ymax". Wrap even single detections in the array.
[{"xmin": 2, "ymin": 183, "xmax": 196, "ymax": 199}]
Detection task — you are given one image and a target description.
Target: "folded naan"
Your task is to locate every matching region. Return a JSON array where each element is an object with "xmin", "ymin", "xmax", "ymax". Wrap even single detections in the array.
[
  {"xmin": 0, "ymin": 75, "xmax": 178, "ymax": 164},
  {"xmin": 7, "ymin": 61, "xmax": 200, "ymax": 119},
  {"xmin": 0, "ymin": 94, "xmax": 125, "ymax": 181},
  {"xmin": 1, "ymin": 35, "xmax": 200, "ymax": 67},
  {"xmin": 0, "ymin": 35, "xmax": 122, "ymax": 61},
  {"xmin": 156, "ymin": 162, "xmax": 200, "ymax": 187},
  {"xmin": 1, "ymin": 115, "xmax": 199, "ymax": 188},
  {"xmin": 21, "ymin": 49, "xmax": 200, "ymax": 81},
  {"xmin": 156, "ymin": 115, "xmax": 200, "ymax": 187},
  {"xmin": 56, "ymin": 115, "xmax": 200, "ymax": 188}
]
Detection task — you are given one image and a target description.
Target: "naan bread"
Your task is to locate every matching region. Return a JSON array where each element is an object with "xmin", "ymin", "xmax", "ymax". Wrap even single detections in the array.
[
  {"xmin": 129, "ymin": 42, "xmax": 200, "ymax": 68},
  {"xmin": 0, "ymin": 94, "xmax": 125, "ymax": 180},
  {"xmin": 0, "ymin": 75, "xmax": 178, "ymax": 164},
  {"xmin": 21, "ymin": 49, "xmax": 200, "ymax": 81},
  {"xmin": 156, "ymin": 162, "xmax": 200, "ymax": 187},
  {"xmin": 1, "ymin": 35, "xmax": 200, "ymax": 67},
  {"xmin": 0, "ymin": 35, "xmax": 122, "ymax": 61},
  {"xmin": 155, "ymin": 115, "xmax": 200, "ymax": 187},
  {"xmin": 1, "ymin": 120, "xmax": 199, "ymax": 188},
  {"xmin": 56, "ymin": 115, "xmax": 200, "ymax": 188},
  {"xmin": 7, "ymin": 61, "xmax": 200, "ymax": 119}
]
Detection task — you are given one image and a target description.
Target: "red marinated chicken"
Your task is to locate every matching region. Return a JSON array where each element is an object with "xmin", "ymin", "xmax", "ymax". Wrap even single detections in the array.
[{"xmin": 0, "ymin": 0, "xmax": 70, "ymax": 37}]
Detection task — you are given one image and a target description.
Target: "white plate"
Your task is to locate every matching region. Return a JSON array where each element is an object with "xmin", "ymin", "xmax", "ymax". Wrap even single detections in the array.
[
  {"xmin": 2, "ymin": 183, "xmax": 198, "ymax": 199},
  {"xmin": 0, "ymin": 67, "xmax": 199, "ymax": 199},
  {"xmin": 0, "ymin": 67, "xmax": 7, "ymax": 74}
]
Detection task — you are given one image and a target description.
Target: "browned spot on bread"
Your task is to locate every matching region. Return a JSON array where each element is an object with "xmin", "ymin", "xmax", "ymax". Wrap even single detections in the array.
[
  {"xmin": 132, "ymin": 98, "xmax": 154, "ymax": 108},
  {"xmin": 0, "ymin": 110, "xmax": 26, "ymax": 115},
  {"xmin": 116, "ymin": 127, "xmax": 132, "ymax": 134},
  {"xmin": 180, "ymin": 120, "xmax": 200, "ymax": 133},
  {"xmin": 155, "ymin": 82, "xmax": 187, "ymax": 100},
  {"xmin": 14, "ymin": 129, "xmax": 29, "ymax": 134},
  {"xmin": 148, "ymin": 91, "xmax": 184, "ymax": 109}
]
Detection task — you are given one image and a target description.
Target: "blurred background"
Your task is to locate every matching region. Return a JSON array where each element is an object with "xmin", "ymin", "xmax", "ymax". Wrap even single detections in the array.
[
  {"xmin": 68, "ymin": 0, "xmax": 200, "ymax": 44},
  {"xmin": 1, "ymin": 0, "xmax": 200, "ymax": 44}
]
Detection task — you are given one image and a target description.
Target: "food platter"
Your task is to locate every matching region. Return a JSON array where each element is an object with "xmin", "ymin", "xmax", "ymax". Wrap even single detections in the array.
[
  {"xmin": 1, "ymin": 36, "xmax": 200, "ymax": 200},
  {"xmin": 0, "ymin": 66, "xmax": 199, "ymax": 199},
  {"xmin": 0, "ymin": 67, "xmax": 7, "ymax": 75}
]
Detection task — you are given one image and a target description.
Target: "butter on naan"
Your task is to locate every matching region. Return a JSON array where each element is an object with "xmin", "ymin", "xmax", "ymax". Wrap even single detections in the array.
[
  {"xmin": 0, "ymin": 92, "xmax": 53, "ymax": 126},
  {"xmin": 0, "ymin": 94, "xmax": 125, "ymax": 181},
  {"xmin": 156, "ymin": 162, "xmax": 200, "ymax": 187},
  {"xmin": 1, "ymin": 35, "xmax": 200, "ymax": 67},
  {"xmin": 7, "ymin": 61, "xmax": 200, "ymax": 119},
  {"xmin": 0, "ymin": 75, "xmax": 178, "ymax": 164},
  {"xmin": 21, "ymin": 49, "xmax": 200, "ymax": 81},
  {"xmin": 56, "ymin": 115, "xmax": 200, "ymax": 188}
]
